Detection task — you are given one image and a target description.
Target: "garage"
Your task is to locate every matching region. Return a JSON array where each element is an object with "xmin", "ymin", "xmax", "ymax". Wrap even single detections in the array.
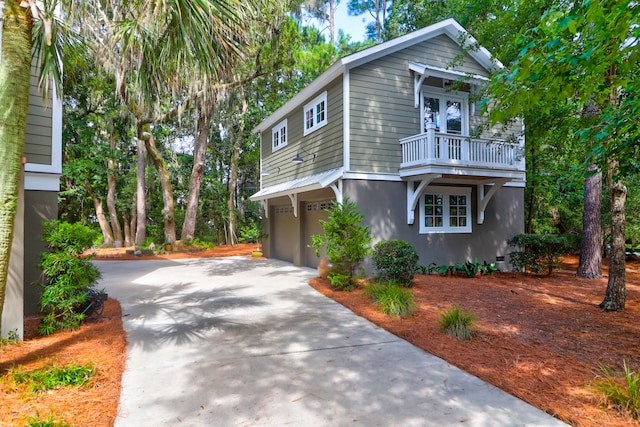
[{"xmin": 270, "ymin": 204, "xmax": 296, "ymax": 263}]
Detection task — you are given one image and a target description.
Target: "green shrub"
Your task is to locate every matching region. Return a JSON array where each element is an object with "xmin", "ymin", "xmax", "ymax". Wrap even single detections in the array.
[
  {"xmin": 38, "ymin": 221, "xmax": 102, "ymax": 335},
  {"xmin": 10, "ymin": 362, "xmax": 96, "ymax": 393},
  {"xmin": 310, "ymin": 199, "xmax": 372, "ymax": 290},
  {"xmin": 25, "ymin": 412, "xmax": 69, "ymax": 427},
  {"xmin": 327, "ymin": 271, "xmax": 353, "ymax": 290},
  {"xmin": 508, "ymin": 233, "xmax": 570, "ymax": 275},
  {"xmin": 594, "ymin": 361, "xmax": 640, "ymax": 419},
  {"xmin": 366, "ymin": 283, "xmax": 415, "ymax": 317},
  {"xmin": 372, "ymin": 239, "xmax": 419, "ymax": 286},
  {"xmin": 438, "ymin": 305, "xmax": 477, "ymax": 341}
]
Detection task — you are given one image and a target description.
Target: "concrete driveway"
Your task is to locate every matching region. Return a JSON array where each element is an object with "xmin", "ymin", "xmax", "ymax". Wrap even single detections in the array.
[{"xmin": 95, "ymin": 256, "xmax": 566, "ymax": 427}]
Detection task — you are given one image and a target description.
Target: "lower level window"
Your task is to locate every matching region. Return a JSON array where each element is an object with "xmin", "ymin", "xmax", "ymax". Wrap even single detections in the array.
[{"xmin": 419, "ymin": 186, "xmax": 471, "ymax": 233}]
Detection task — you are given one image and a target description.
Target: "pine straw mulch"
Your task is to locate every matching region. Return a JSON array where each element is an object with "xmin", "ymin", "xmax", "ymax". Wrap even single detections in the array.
[
  {"xmin": 0, "ymin": 243, "xmax": 256, "ymax": 427},
  {"xmin": 2, "ymin": 247, "xmax": 639, "ymax": 427},
  {"xmin": 310, "ymin": 257, "xmax": 640, "ymax": 427}
]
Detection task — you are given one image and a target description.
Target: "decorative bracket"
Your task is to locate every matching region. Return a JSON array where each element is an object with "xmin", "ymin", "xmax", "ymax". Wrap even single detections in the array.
[
  {"xmin": 288, "ymin": 193, "xmax": 298, "ymax": 217},
  {"xmin": 407, "ymin": 174, "xmax": 441, "ymax": 224},
  {"xmin": 414, "ymin": 73, "xmax": 427, "ymax": 108},
  {"xmin": 329, "ymin": 180, "xmax": 343, "ymax": 204},
  {"xmin": 261, "ymin": 200, "xmax": 269, "ymax": 219},
  {"xmin": 477, "ymin": 178, "xmax": 510, "ymax": 224}
]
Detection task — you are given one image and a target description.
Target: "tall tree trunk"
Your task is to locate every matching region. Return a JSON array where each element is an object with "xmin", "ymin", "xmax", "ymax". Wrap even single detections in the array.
[
  {"xmin": 181, "ymin": 105, "xmax": 212, "ymax": 243},
  {"xmin": 227, "ymin": 140, "xmax": 240, "ymax": 246},
  {"xmin": 525, "ymin": 138, "xmax": 536, "ymax": 234},
  {"xmin": 329, "ymin": 0, "xmax": 337, "ymax": 45},
  {"xmin": 128, "ymin": 192, "xmax": 137, "ymax": 246},
  {"xmin": 85, "ymin": 182, "xmax": 115, "ymax": 246},
  {"xmin": 141, "ymin": 128, "xmax": 176, "ymax": 244},
  {"xmin": 577, "ymin": 164, "xmax": 602, "ymax": 278},
  {"xmin": 123, "ymin": 212, "xmax": 132, "ymax": 247},
  {"xmin": 106, "ymin": 136, "xmax": 123, "ymax": 247},
  {"xmin": 599, "ymin": 161, "xmax": 626, "ymax": 311},
  {"xmin": 135, "ymin": 128, "xmax": 146, "ymax": 246},
  {"xmin": 0, "ymin": 1, "xmax": 33, "ymax": 332}
]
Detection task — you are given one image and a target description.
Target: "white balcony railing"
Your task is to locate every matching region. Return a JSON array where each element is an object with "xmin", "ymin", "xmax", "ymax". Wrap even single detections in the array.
[{"xmin": 399, "ymin": 126, "xmax": 525, "ymax": 172}]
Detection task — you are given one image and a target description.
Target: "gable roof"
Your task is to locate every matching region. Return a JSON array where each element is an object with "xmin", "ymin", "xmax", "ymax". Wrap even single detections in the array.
[{"xmin": 254, "ymin": 18, "xmax": 502, "ymax": 133}]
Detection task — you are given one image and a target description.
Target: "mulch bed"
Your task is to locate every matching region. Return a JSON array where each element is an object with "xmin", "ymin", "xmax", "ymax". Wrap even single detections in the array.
[{"xmin": 310, "ymin": 257, "xmax": 640, "ymax": 427}]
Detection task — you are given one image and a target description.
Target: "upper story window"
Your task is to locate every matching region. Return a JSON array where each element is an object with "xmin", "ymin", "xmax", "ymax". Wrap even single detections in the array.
[
  {"xmin": 303, "ymin": 91, "xmax": 327, "ymax": 136},
  {"xmin": 419, "ymin": 186, "xmax": 471, "ymax": 234},
  {"xmin": 421, "ymin": 88, "xmax": 468, "ymax": 135},
  {"xmin": 272, "ymin": 119, "xmax": 287, "ymax": 151}
]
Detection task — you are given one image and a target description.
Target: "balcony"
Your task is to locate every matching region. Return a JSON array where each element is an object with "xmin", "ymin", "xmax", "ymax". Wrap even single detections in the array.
[{"xmin": 399, "ymin": 124, "xmax": 526, "ymax": 180}]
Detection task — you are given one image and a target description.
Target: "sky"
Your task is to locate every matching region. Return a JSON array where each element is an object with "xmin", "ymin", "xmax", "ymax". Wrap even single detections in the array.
[{"xmin": 305, "ymin": 2, "xmax": 372, "ymax": 42}]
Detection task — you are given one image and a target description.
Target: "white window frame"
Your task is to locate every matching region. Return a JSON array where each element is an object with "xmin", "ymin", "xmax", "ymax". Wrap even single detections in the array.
[
  {"xmin": 420, "ymin": 87, "xmax": 469, "ymax": 135},
  {"xmin": 419, "ymin": 186, "xmax": 472, "ymax": 234},
  {"xmin": 272, "ymin": 119, "xmax": 288, "ymax": 152},
  {"xmin": 303, "ymin": 91, "xmax": 328, "ymax": 136}
]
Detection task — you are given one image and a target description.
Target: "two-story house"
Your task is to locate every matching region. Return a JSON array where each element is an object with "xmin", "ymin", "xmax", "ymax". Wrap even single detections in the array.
[
  {"xmin": 1, "ymin": 65, "xmax": 61, "ymax": 339},
  {"xmin": 250, "ymin": 19, "xmax": 525, "ymax": 271}
]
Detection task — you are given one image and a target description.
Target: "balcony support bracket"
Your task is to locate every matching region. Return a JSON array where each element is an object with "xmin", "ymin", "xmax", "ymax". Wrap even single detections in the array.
[
  {"xmin": 477, "ymin": 178, "xmax": 510, "ymax": 224},
  {"xmin": 329, "ymin": 180, "xmax": 343, "ymax": 204},
  {"xmin": 261, "ymin": 200, "xmax": 269, "ymax": 219},
  {"xmin": 288, "ymin": 193, "xmax": 298, "ymax": 217},
  {"xmin": 407, "ymin": 174, "xmax": 441, "ymax": 224}
]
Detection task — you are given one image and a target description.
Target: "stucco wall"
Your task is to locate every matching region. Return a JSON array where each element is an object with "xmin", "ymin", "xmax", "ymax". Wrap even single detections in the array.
[{"xmin": 343, "ymin": 179, "xmax": 524, "ymax": 270}]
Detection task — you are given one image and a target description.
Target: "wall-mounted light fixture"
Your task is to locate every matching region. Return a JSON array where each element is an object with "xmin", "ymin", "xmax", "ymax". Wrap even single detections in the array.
[
  {"xmin": 292, "ymin": 147, "xmax": 317, "ymax": 164},
  {"xmin": 261, "ymin": 166, "xmax": 280, "ymax": 176}
]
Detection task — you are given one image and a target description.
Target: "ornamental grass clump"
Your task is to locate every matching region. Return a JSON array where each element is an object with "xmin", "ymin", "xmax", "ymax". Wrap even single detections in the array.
[
  {"xmin": 594, "ymin": 361, "xmax": 640, "ymax": 419},
  {"xmin": 438, "ymin": 304, "xmax": 477, "ymax": 341},
  {"xmin": 366, "ymin": 283, "xmax": 415, "ymax": 317}
]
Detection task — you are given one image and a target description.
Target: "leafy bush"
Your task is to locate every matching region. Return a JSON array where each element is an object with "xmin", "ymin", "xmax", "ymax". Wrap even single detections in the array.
[
  {"xmin": 310, "ymin": 199, "xmax": 372, "ymax": 290},
  {"xmin": 238, "ymin": 218, "xmax": 263, "ymax": 244},
  {"xmin": 508, "ymin": 234, "xmax": 570, "ymax": 275},
  {"xmin": 38, "ymin": 221, "xmax": 102, "ymax": 335},
  {"xmin": 366, "ymin": 283, "xmax": 415, "ymax": 317},
  {"xmin": 438, "ymin": 305, "xmax": 477, "ymax": 341},
  {"xmin": 328, "ymin": 271, "xmax": 353, "ymax": 290},
  {"xmin": 10, "ymin": 362, "xmax": 96, "ymax": 393},
  {"xmin": 594, "ymin": 361, "xmax": 640, "ymax": 419},
  {"xmin": 372, "ymin": 239, "xmax": 419, "ymax": 286}
]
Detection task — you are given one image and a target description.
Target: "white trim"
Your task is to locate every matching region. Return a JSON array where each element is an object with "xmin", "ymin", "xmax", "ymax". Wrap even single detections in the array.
[
  {"xmin": 25, "ymin": 85, "xmax": 62, "ymax": 175},
  {"xmin": 271, "ymin": 119, "xmax": 288, "ymax": 152},
  {"xmin": 343, "ymin": 71, "xmax": 350, "ymax": 172},
  {"xmin": 303, "ymin": 91, "xmax": 328, "ymax": 136},
  {"xmin": 24, "ymin": 172, "xmax": 61, "ymax": 191},
  {"xmin": 407, "ymin": 174, "xmax": 441, "ymax": 224},
  {"xmin": 342, "ymin": 172, "xmax": 403, "ymax": 181},
  {"xmin": 252, "ymin": 19, "xmax": 501, "ymax": 134},
  {"xmin": 477, "ymin": 178, "xmax": 510, "ymax": 225},
  {"xmin": 419, "ymin": 186, "xmax": 472, "ymax": 234}
]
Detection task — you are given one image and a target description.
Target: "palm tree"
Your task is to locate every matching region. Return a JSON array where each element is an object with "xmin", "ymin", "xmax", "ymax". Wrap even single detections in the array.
[{"xmin": 0, "ymin": 0, "xmax": 256, "ymax": 332}]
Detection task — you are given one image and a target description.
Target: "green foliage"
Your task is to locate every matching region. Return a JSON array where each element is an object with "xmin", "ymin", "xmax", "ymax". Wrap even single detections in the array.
[
  {"xmin": 508, "ymin": 234, "xmax": 569, "ymax": 275},
  {"xmin": 438, "ymin": 305, "xmax": 477, "ymax": 341},
  {"xmin": 327, "ymin": 271, "xmax": 353, "ymax": 291},
  {"xmin": 0, "ymin": 329, "xmax": 19, "ymax": 348},
  {"xmin": 238, "ymin": 218, "xmax": 263, "ymax": 244},
  {"xmin": 25, "ymin": 412, "xmax": 70, "ymax": 427},
  {"xmin": 38, "ymin": 221, "xmax": 102, "ymax": 335},
  {"xmin": 594, "ymin": 361, "xmax": 640, "ymax": 419},
  {"xmin": 10, "ymin": 362, "xmax": 96, "ymax": 393},
  {"xmin": 429, "ymin": 259, "xmax": 497, "ymax": 276},
  {"xmin": 366, "ymin": 283, "xmax": 415, "ymax": 317},
  {"xmin": 372, "ymin": 239, "xmax": 420, "ymax": 286},
  {"xmin": 310, "ymin": 199, "xmax": 372, "ymax": 289}
]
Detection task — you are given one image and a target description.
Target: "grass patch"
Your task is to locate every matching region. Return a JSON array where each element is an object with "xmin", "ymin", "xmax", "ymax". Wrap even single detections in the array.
[
  {"xmin": 438, "ymin": 304, "xmax": 477, "ymax": 341},
  {"xmin": 10, "ymin": 362, "xmax": 96, "ymax": 393},
  {"xmin": 0, "ymin": 329, "xmax": 20, "ymax": 349},
  {"xmin": 594, "ymin": 361, "xmax": 640, "ymax": 419},
  {"xmin": 366, "ymin": 283, "xmax": 415, "ymax": 317},
  {"xmin": 25, "ymin": 412, "xmax": 70, "ymax": 427}
]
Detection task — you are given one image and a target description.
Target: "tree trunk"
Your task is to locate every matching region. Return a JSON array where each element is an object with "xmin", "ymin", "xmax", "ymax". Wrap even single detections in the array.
[
  {"xmin": 106, "ymin": 136, "xmax": 123, "ymax": 247},
  {"xmin": 577, "ymin": 164, "xmax": 602, "ymax": 278},
  {"xmin": 123, "ymin": 211, "xmax": 132, "ymax": 247},
  {"xmin": 227, "ymin": 141, "xmax": 240, "ymax": 246},
  {"xmin": 85, "ymin": 182, "xmax": 115, "ymax": 246},
  {"xmin": 0, "ymin": 1, "xmax": 33, "ymax": 332},
  {"xmin": 181, "ymin": 105, "xmax": 212, "ymax": 243},
  {"xmin": 525, "ymin": 136, "xmax": 536, "ymax": 234},
  {"xmin": 135, "ymin": 128, "xmax": 146, "ymax": 246},
  {"xmin": 329, "ymin": 0, "xmax": 336, "ymax": 45},
  {"xmin": 129, "ymin": 192, "xmax": 137, "ymax": 246},
  {"xmin": 141, "ymin": 128, "xmax": 176, "ymax": 244},
  {"xmin": 599, "ymin": 162, "xmax": 626, "ymax": 311}
]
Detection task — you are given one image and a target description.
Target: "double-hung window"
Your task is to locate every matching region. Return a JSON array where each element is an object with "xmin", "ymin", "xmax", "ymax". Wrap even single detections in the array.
[
  {"xmin": 303, "ymin": 92, "xmax": 327, "ymax": 135},
  {"xmin": 272, "ymin": 119, "xmax": 287, "ymax": 151},
  {"xmin": 419, "ymin": 186, "xmax": 472, "ymax": 233}
]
